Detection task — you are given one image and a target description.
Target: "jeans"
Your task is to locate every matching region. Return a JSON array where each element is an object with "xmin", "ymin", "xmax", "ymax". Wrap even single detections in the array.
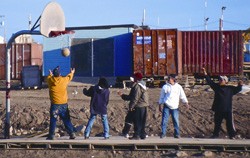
[
  {"xmin": 84, "ymin": 114, "xmax": 109, "ymax": 138},
  {"xmin": 48, "ymin": 104, "xmax": 75, "ymax": 137},
  {"xmin": 161, "ymin": 106, "xmax": 179, "ymax": 137}
]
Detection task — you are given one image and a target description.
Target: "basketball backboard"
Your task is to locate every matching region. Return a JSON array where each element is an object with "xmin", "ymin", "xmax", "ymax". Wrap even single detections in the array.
[{"xmin": 40, "ymin": 2, "xmax": 65, "ymax": 37}]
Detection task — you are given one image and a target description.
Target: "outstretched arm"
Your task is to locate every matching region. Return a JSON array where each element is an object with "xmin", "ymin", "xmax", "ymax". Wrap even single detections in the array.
[{"xmin": 202, "ymin": 68, "xmax": 217, "ymax": 90}]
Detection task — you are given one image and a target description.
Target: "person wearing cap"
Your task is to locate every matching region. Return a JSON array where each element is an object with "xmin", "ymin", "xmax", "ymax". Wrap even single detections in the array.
[
  {"xmin": 202, "ymin": 68, "xmax": 243, "ymax": 139},
  {"xmin": 118, "ymin": 72, "xmax": 149, "ymax": 140},
  {"xmin": 46, "ymin": 66, "xmax": 76, "ymax": 140},
  {"xmin": 158, "ymin": 74, "xmax": 189, "ymax": 139},
  {"xmin": 83, "ymin": 77, "xmax": 110, "ymax": 139}
]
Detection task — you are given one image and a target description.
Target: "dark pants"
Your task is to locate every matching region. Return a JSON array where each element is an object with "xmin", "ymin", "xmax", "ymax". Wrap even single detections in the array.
[
  {"xmin": 133, "ymin": 107, "xmax": 147, "ymax": 139},
  {"xmin": 48, "ymin": 104, "xmax": 75, "ymax": 137},
  {"xmin": 213, "ymin": 111, "xmax": 236, "ymax": 137},
  {"xmin": 122, "ymin": 110, "xmax": 135, "ymax": 135}
]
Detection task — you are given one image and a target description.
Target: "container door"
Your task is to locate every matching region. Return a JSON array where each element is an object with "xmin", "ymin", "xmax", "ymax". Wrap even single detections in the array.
[{"xmin": 133, "ymin": 30, "xmax": 153, "ymax": 76}]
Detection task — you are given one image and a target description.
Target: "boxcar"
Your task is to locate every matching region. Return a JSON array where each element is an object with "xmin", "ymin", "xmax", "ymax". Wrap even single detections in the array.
[{"xmin": 133, "ymin": 29, "xmax": 245, "ymax": 79}]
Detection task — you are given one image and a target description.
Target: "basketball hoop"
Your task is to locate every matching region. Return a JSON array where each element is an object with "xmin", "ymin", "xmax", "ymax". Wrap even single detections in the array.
[
  {"xmin": 49, "ymin": 30, "xmax": 75, "ymax": 37},
  {"xmin": 40, "ymin": 2, "xmax": 65, "ymax": 37}
]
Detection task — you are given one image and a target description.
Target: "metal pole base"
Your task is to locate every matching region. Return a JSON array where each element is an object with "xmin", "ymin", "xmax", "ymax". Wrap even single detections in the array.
[{"xmin": 4, "ymin": 122, "xmax": 10, "ymax": 139}]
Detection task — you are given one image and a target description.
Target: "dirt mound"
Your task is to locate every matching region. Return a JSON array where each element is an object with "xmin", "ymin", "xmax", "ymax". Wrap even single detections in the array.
[{"xmin": 0, "ymin": 82, "xmax": 249, "ymax": 157}]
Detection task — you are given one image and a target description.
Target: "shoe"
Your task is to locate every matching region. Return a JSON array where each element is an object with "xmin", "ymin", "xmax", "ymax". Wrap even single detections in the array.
[
  {"xmin": 124, "ymin": 134, "xmax": 130, "ymax": 138},
  {"xmin": 74, "ymin": 125, "xmax": 84, "ymax": 133},
  {"xmin": 129, "ymin": 136, "xmax": 140, "ymax": 140},
  {"xmin": 210, "ymin": 135, "xmax": 219, "ymax": 139},
  {"xmin": 174, "ymin": 135, "xmax": 180, "ymax": 139},
  {"xmin": 84, "ymin": 136, "xmax": 89, "ymax": 139},
  {"xmin": 104, "ymin": 137, "xmax": 109, "ymax": 140},
  {"xmin": 46, "ymin": 136, "xmax": 54, "ymax": 140},
  {"xmin": 69, "ymin": 133, "xmax": 76, "ymax": 139},
  {"xmin": 229, "ymin": 136, "xmax": 236, "ymax": 140},
  {"xmin": 160, "ymin": 134, "xmax": 166, "ymax": 139}
]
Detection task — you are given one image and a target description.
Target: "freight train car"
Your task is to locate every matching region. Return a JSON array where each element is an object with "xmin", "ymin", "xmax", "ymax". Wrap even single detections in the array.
[
  {"xmin": 0, "ymin": 43, "xmax": 43, "ymax": 80},
  {"xmin": 133, "ymin": 29, "xmax": 248, "ymax": 85}
]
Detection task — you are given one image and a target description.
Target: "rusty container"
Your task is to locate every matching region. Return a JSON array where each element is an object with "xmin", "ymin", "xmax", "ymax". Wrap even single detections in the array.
[
  {"xmin": 0, "ymin": 43, "xmax": 43, "ymax": 80},
  {"xmin": 181, "ymin": 31, "xmax": 243, "ymax": 76},
  {"xmin": 133, "ymin": 29, "xmax": 182, "ymax": 77}
]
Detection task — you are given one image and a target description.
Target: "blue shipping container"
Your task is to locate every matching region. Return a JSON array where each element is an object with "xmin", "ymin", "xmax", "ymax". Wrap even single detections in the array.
[
  {"xmin": 244, "ymin": 52, "xmax": 250, "ymax": 62},
  {"xmin": 70, "ymin": 33, "xmax": 132, "ymax": 77}
]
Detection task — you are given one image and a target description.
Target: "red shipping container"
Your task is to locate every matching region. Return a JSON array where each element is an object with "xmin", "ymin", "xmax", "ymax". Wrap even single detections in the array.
[
  {"xmin": 133, "ymin": 29, "xmax": 182, "ymax": 77},
  {"xmin": 181, "ymin": 31, "xmax": 243, "ymax": 76},
  {"xmin": 0, "ymin": 43, "xmax": 43, "ymax": 80}
]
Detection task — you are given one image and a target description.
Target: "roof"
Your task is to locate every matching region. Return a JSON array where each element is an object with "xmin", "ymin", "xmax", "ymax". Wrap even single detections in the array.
[{"xmin": 66, "ymin": 24, "xmax": 140, "ymax": 31}]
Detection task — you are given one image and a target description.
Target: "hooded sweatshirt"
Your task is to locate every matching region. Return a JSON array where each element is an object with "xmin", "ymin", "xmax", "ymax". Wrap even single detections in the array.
[
  {"xmin": 158, "ymin": 82, "xmax": 188, "ymax": 109},
  {"xmin": 83, "ymin": 85, "xmax": 110, "ymax": 115},
  {"xmin": 47, "ymin": 72, "xmax": 74, "ymax": 104},
  {"xmin": 122, "ymin": 80, "xmax": 149, "ymax": 110}
]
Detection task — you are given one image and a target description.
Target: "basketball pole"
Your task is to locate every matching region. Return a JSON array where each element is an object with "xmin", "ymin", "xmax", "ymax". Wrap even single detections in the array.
[{"xmin": 5, "ymin": 30, "xmax": 41, "ymax": 139}]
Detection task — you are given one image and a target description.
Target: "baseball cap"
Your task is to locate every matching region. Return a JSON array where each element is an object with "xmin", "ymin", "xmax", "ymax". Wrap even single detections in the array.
[
  {"xmin": 219, "ymin": 75, "xmax": 228, "ymax": 83},
  {"xmin": 53, "ymin": 66, "xmax": 60, "ymax": 77}
]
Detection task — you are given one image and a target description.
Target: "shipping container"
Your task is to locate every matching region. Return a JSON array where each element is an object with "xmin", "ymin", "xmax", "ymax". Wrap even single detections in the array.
[
  {"xmin": 182, "ymin": 31, "xmax": 243, "ymax": 76},
  {"xmin": 21, "ymin": 65, "xmax": 42, "ymax": 88},
  {"xmin": 133, "ymin": 29, "xmax": 182, "ymax": 77},
  {"xmin": 133, "ymin": 29, "xmax": 244, "ymax": 78},
  {"xmin": 43, "ymin": 25, "xmax": 135, "ymax": 78},
  {"xmin": 70, "ymin": 33, "xmax": 133, "ymax": 77},
  {"xmin": 43, "ymin": 34, "xmax": 71, "ymax": 77},
  {"xmin": 0, "ymin": 43, "xmax": 43, "ymax": 80}
]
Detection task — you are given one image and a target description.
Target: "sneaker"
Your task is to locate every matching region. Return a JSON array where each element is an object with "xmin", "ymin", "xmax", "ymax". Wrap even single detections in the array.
[
  {"xmin": 84, "ymin": 136, "xmax": 89, "ymax": 139},
  {"xmin": 160, "ymin": 134, "xmax": 166, "ymax": 139},
  {"xmin": 124, "ymin": 134, "xmax": 130, "ymax": 138},
  {"xmin": 210, "ymin": 135, "xmax": 219, "ymax": 139},
  {"xmin": 129, "ymin": 136, "xmax": 140, "ymax": 140},
  {"xmin": 174, "ymin": 135, "xmax": 180, "ymax": 139},
  {"xmin": 104, "ymin": 137, "xmax": 109, "ymax": 140},
  {"xmin": 69, "ymin": 133, "xmax": 76, "ymax": 139},
  {"xmin": 46, "ymin": 136, "xmax": 54, "ymax": 140},
  {"xmin": 121, "ymin": 133, "xmax": 130, "ymax": 138}
]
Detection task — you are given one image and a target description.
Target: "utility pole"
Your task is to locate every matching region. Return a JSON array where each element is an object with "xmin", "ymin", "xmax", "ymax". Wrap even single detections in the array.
[
  {"xmin": 204, "ymin": 0, "xmax": 208, "ymax": 30},
  {"xmin": 205, "ymin": 17, "xmax": 209, "ymax": 31},
  {"xmin": 219, "ymin": 6, "xmax": 226, "ymax": 31},
  {"xmin": 0, "ymin": 15, "xmax": 6, "ymax": 42},
  {"xmin": 142, "ymin": 9, "xmax": 146, "ymax": 26}
]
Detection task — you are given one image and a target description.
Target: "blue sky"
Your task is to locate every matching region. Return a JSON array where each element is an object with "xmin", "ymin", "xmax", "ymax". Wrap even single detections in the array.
[{"xmin": 0, "ymin": 0, "xmax": 250, "ymax": 43}]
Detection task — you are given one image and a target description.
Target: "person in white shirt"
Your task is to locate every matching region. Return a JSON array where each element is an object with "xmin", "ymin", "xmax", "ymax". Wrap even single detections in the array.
[{"xmin": 158, "ymin": 74, "xmax": 189, "ymax": 138}]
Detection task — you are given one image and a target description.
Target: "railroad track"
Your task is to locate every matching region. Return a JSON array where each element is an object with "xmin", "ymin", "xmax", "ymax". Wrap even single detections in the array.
[{"xmin": 0, "ymin": 136, "xmax": 249, "ymax": 152}]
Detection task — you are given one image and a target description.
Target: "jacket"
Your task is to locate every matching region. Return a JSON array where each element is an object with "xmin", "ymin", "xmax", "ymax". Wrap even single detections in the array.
[
  {"xmin": 158, "ymin": 82, "xmax": 188, "ymax": 109},
  {"xmin": 47, "ymin": 72, "xmax": 74, "ymax": 104},
  {"xmin": 83, "ymin": 85, "xmax": 110, "ymax": 115},
  {"xmin": 205, "ymin": 75, "xmax": 242, "ymax": 112},
  {"xmin": 121, "ymin": 80, "xmax": 149, "ymax": 109}
]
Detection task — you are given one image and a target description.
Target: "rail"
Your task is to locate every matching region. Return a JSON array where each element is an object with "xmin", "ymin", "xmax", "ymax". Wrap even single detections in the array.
[{"xmin": 0, "ymin": 136, "xmax": 249, "ymax": 152}]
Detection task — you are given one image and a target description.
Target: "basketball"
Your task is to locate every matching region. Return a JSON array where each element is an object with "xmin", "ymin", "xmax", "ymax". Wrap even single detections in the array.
[{"xmin": 62, "ymin": 48, "xmax": 70, "ymax": 57}]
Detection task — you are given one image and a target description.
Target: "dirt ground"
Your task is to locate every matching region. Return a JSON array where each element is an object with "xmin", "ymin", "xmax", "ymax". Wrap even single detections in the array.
[{"xmin": 0, "ymin": 80, "xmax": 249, "ymax": 158}]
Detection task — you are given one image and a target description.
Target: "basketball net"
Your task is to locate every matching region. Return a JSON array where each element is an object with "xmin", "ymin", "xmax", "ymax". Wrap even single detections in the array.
[{"xmin": 49, "ymin": 30, "xmax": 75, "ymax": 50}]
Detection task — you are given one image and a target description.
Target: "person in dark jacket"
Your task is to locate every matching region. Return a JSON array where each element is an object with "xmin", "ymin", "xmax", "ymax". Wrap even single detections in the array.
[
  {"xmin": 119, "ymin": 72, "xmax": 149, "ymax": 140},
  {"xmin": 83, "ymin": 77, "xmax": 110, "ymax": 139},
  {"xmin": 118, "ymin": 77, "xmax": 136, "ymax": 138},
  {"xmin": 202, "ymin": 68, "xmax": 243, "ymax": 139}
]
